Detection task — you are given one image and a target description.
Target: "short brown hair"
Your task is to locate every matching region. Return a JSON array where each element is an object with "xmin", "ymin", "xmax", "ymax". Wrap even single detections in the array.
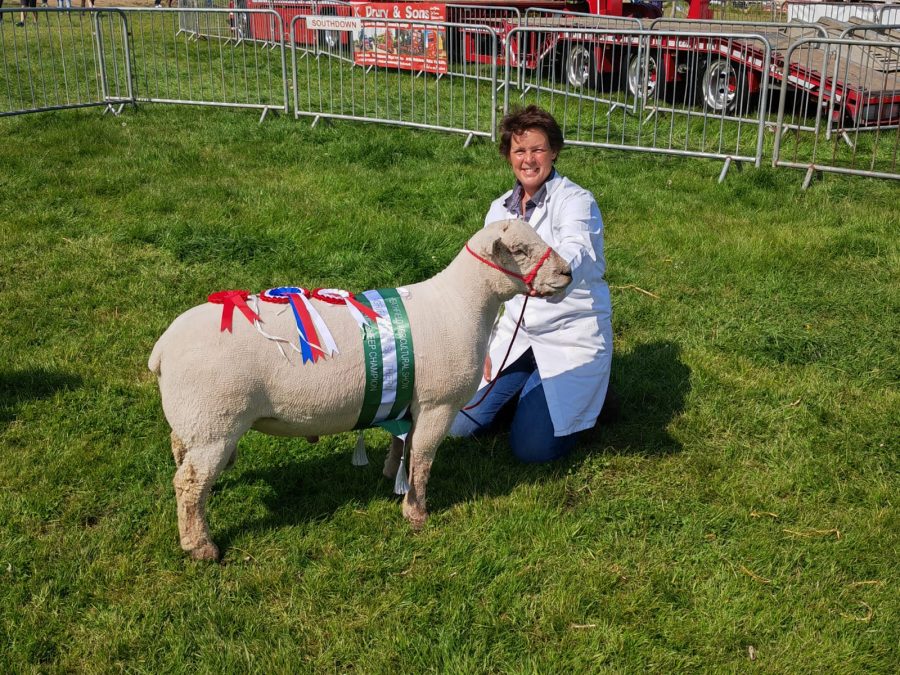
[{"xmin": 498, "ymin": 105, "xmax": 564, "ymax": 160}]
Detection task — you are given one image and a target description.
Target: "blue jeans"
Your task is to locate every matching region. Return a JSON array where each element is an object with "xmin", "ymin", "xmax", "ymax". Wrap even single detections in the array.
[{"xmin": 449, "ymin": 350, "xmax": 578, "ymax": 463}]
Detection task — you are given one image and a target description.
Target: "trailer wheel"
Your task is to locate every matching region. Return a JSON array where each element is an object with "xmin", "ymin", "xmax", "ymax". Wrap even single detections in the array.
[
  {"xmin": 700, "ymin": 59, "xmax": 755, "ymax": 115},
  {"xmin": 565, "ymin": 44, "xmax": 596, "ymax": 89},
  {"xmin": 318, "ymin": 27, "xmax": 341, "ymax": 52},
  {"xmin": 317, "ymin": 7, "xmax": 342, "ymax": 53},
  {"xmin": 626, "ymin": 52, "xmax": 658, "ymax": 101}
]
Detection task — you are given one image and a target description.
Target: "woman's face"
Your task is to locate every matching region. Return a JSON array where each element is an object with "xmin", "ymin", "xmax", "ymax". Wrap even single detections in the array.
[{"xmin": 508, "ymin": 128, "xmax": 558, "ymax": 200}]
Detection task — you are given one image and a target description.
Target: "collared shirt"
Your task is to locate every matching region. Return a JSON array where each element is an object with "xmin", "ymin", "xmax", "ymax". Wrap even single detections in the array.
[{"xmin": 502, "ymin": 169, "xmax": 557, "ymax": 222}]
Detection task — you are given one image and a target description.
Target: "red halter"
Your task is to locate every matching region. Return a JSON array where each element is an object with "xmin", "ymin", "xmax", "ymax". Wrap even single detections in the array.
[{"xmin": 464, "ymin": 243, "xmax": 553, "ymax": 292}]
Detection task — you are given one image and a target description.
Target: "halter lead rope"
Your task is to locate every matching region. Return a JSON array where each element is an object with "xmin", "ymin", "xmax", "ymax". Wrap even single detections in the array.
[
  {"xmin": 462, "ymin": 295, "xmax": 528, "ymax": 411},
  {"xmin": 461, "ymin": 240, "xmax": 552, "ymax": 411}
]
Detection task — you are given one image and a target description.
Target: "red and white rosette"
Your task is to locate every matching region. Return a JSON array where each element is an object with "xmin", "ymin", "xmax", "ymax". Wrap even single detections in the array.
[
  {"xmin": 312, "ymin": 288, "xmax": 381, "ymax": 331},
  {"xmin": 208, "ymin": 289, "xmax": 261, "ymax": 333}
]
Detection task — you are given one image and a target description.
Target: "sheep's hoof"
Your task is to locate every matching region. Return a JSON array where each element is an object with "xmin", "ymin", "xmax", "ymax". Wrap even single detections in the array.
[
  {"xmin": 188, "ymin": 542, "xmax": 220, "ymax": 562},
  {"xmin": 402, "ymin": 503, "xmax": 427, "ymax": 531}
]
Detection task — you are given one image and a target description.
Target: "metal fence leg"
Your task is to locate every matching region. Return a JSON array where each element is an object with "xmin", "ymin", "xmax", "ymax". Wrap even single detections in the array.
[
  {"xmin": 718, "ymin": 156, "xmax": 732, "ymax": 183},
  {"xmin": 802, "ymin": 166, "xmax": 817, "ymax": 190}
]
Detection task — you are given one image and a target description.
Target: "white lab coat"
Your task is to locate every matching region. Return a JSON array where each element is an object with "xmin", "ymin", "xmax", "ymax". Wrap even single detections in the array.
[{"xmin": 483, "ymin": 172, "xmax": 612, "ymax": 436}]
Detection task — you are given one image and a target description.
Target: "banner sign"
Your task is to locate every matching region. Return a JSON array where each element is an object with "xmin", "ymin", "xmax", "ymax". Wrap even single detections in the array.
[
  {"xmin": 307, "ymin": 15, "xmax": 363, "ymax": 32},
  {"xmin": 351, "ymin": 2, "xmax": 448, "ymax": 74}
]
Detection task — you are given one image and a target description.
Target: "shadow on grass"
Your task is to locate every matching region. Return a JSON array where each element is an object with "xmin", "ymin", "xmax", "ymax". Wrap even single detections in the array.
[
  {"xmin": 0, "ymin": 369, "xmax": 83, "ymax": 426},
  {"xmin": 212, "ymin": 340, "xmax": 689, "ymax": 551},
  {"xmin": 591, "ymin": 339, "xmax": 691, "ymax": 456}
]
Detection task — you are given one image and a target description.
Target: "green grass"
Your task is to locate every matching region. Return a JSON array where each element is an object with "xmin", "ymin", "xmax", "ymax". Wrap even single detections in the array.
[{"xmin": 1, "ymin": 105, "xmax": 898, "ymax": 671}]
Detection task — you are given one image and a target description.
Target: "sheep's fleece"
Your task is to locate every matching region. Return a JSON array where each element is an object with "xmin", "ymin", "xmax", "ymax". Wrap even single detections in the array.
[{"xmin": 150, "ymin": 219, "xmax": 571, "ymax": 561}]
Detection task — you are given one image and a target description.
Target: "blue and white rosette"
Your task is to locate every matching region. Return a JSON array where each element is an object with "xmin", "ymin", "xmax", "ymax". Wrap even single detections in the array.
[{"xmin": 260, "ymin": 286, "xmax": 339, "ymax": 363}]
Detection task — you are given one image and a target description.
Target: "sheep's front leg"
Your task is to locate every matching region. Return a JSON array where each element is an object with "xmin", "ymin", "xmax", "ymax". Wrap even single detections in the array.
[{"xmin": 402, "ymin": 406, "xmax": 457, "ymax": 531}]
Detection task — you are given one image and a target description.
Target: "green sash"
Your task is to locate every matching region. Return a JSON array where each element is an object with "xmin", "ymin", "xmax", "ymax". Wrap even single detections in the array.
[{"xmin": 353, "ymin": 288, "xmax": 415, "ymax": 436}]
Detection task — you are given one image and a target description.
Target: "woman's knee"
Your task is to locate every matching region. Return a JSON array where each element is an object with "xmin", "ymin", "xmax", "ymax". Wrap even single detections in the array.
[{"xmin": 509, "ymin": 425, "xmax": 576, "ymax": 463}]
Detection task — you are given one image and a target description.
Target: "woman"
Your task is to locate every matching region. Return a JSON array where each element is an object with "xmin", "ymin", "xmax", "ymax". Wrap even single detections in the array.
[{"xmin": 449, "ymin": 105, "xmax": 613, "ymax": 463}]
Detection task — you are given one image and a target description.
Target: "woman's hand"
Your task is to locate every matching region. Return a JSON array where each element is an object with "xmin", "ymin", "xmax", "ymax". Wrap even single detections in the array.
[{"xmin": 483, "ymin": 355, "xmax": 493, "ymax": 382}]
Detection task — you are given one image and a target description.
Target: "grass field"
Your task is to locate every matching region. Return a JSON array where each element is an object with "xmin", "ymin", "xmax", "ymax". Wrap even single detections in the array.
[{"xmin": 1, "ymin": 104, "xmax": 898, "ymax": 671}]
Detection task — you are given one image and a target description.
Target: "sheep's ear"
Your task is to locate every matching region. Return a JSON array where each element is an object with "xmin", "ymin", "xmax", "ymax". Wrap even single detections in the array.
[
  {"xmin": 508, "ymin": 240, "xmax": 526, "ymax": 255},
  {"xmin": 491, "ymin": 237, "xmax": 511, "ymax": 260}
]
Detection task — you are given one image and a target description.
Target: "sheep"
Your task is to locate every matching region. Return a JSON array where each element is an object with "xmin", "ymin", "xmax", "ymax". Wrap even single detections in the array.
[{"xmin": 149, "ymin": 219, "xmax": 572, "ymax": 561}]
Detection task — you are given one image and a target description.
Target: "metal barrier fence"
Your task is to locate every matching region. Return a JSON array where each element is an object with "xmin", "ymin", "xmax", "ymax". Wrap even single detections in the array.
[
  {"xmin": 881, "ymin": 5, "xmax": 900, "ymax": 25},
  {"xmin": 505, "ymin": 26, "xmax": 772, "ymax": 179},
  {"xmin": 0, "ymin": 8, "xmax": 130, "ymax": 116},
  {"xmin": 518, "ymin": 9, "xmax": 640, "ymax": 96},
  {"xmin": 122, "ymin": 7, "xmax": 289, "ymax": 119},
  {"xmin": 646, "ymin": 17, "xmax": 825, "ymax": 119},
  {"xmin": 785, "ymin": 2, "xmax": 880, "ymax": 25},
  {"xmin": 841, "ymin": 23, "xmax": 900, "ymax": 41},
  {"xmin": 290, "ymin": 15, "xmax": 499, "ymax": 144},
  {"xmin": 446, "ymin": 3, "xmax": 518, "ymax": 84},
  {"xmin": 664, "ymin": 1, "xmax": 787, "ymax": 23},
  {"xmin": 3, "ymin": 5, "xmax": 899, "ymax": 185},
  {"xmin": 773, "ymin": 37, "xmax": 900, "ymax": 185}
]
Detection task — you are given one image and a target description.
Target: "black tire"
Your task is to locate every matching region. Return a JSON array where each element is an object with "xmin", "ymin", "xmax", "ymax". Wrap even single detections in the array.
[{"xmin": 699, "ymin": 58, "xmax": 757, "ymax": 116}]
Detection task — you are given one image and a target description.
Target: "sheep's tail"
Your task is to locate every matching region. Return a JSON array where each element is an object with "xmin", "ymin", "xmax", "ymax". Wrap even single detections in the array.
[{"xmin": 148, "ymin": 339, "xmax": 164, "ymax": 377}]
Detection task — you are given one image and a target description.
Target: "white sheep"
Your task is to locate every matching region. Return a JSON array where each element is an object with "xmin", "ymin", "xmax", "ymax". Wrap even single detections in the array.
[{"xmin": 149, "ymin": 219, "xmax": 571, "ymax": 561}]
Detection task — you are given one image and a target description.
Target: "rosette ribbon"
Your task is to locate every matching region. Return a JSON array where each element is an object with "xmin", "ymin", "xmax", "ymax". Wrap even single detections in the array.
[
  {"xmin": 208, "ymin": 290, "xmax": 261, "ymax": 333},
  {"xmin": 312, "ymin": 288, "xmax": 381, "ymax": 331},
  {"xmin": 260, "ymin": 286, "xmax": 337, "ymax": 364}
]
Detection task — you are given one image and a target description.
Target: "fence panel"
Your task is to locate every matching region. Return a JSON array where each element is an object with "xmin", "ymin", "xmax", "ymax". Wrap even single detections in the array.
[
  {"xmin": 446, "ymin": 3, "xmax": 518, "ymax": 71},
  {"xmin": 663, "ymin": 1, "xmax": 787, "ymax": 23},
  {"xmin": 880, "ymin": 5, "xmax": 900, "ymax": 25},
  {"xmin": 0, "ymin": 8, "xmax": 130, "ymax": 116},
  {"xmin": 785, "ymin": 2, "xmax": 879, "ymax": 25},
  {"xmin": 505, "ymin": 27, "xmax": 771, "ymax": 176},
  {"xmin": 773, "ymin": 37, "xmax": 900, "ymax": 185},
  {"xmin": 291, "ymin": 15, "xmax": 498, "ymax": 142},
  {"xmin": 518, "ymin": 10, "xmax": 639, "ymax": 98},
  {"xmin": 122, "ymin": 7, "xmax": 288, "ymax": 116}
]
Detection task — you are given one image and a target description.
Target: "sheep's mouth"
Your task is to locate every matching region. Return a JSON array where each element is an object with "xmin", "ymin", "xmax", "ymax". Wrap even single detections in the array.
[{"xmin": 534, "ymin": 279, "xmax": 570, "ymax": 296}]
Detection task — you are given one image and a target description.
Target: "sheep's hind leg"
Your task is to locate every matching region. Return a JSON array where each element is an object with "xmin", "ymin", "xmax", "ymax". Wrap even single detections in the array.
[
  {"xmin": 383, "ymin": 435, "xmax": 404, "ymax": 480},
  {"xmin": 402, "ymin": 406, "xmax": 457, "ymax": 531},
  {"xmin": 173, "ymin": 439, "xmax": 236, "ymax": 561},
  {"xmin": 171, "ymin": 431, "xmax": 188, "ymax": 468}
]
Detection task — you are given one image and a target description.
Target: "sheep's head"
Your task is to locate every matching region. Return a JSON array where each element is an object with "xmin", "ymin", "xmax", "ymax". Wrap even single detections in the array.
[{"xmin": 471, "ymin": 219, "xmax": 572, "ymax": 299}]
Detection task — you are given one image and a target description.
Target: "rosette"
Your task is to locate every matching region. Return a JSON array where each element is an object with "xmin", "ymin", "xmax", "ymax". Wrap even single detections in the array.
[
  {"xmin": 312, "ymin": 288, "xmax": 381, "ymax": 330},
  {"xmin": 207, "ymin": 289, "xmax": 261, "ymax": 333},
  {"xmin": 260, "ymin": 286, "xmax": 330, "ymax": 364}
]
